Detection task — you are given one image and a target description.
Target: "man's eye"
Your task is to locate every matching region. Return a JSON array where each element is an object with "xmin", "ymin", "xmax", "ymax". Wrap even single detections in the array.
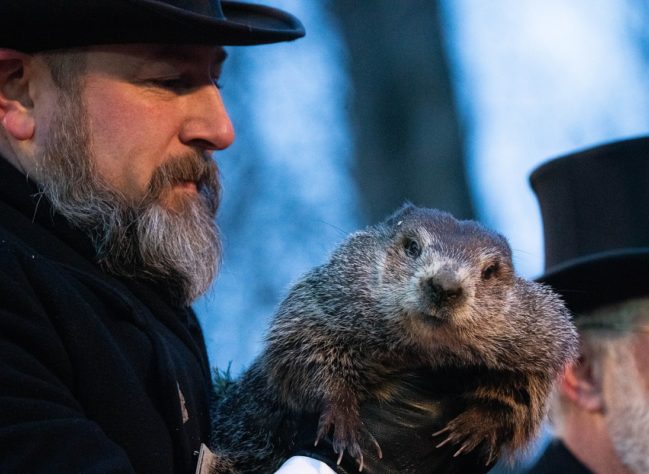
[
  {"xmin": 147, "ymin": 77, "xmax": 222, "ymax": 92},
  {"xmin": 148, "ymin": 77, "xmax": 191, "ymax": 92},
  {"xmin": 157, "ymin": 78, "xmax": 185, "ymax": 89}
]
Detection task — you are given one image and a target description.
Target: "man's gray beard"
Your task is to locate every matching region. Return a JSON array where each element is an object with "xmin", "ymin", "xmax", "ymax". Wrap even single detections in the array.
[
  {"xmin": 604, "ymin": 340, "xmax": 649, "ymax": 474},
  {"xmin": 35, "ymin": 91, "xmax": 221, "ymax": 305}
]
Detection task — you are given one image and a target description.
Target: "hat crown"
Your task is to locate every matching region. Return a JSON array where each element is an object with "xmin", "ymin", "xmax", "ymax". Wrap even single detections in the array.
[
  {"xmin": 531, "ymin": 136, "xmax": 649, "ymax": 271},
  {"xmin": 530, "ymin": 136, "xmax": 649, "ymax": 314},
  {"xmin": 0, "ymin": 0, "xmax": 304, "ymax": 51}
]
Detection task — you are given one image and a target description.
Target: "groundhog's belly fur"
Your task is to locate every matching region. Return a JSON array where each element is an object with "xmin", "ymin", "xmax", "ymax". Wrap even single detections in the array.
[{"xmin": 210, "ymin": 205, "xmax": 578, "ymax": 473}]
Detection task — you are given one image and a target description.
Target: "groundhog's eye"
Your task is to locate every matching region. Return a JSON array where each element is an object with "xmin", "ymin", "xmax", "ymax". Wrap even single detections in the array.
[
  {"xmin": 404, "ymin": 239, "xmax": 421, "ymax": 258},
  {"xmin": 481, "ymin": 262, "xmax": 499, "ymax": 280}
]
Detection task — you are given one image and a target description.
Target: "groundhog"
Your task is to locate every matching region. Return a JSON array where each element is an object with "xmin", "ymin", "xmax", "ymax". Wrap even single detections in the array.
[{"xmin": 209, "ymin": 204, "xmax": 578, "ymax": 473}]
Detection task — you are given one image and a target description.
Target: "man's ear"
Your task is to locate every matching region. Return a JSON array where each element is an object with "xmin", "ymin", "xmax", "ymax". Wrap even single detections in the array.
[
  {"xmin": 0, "ymin": 49, "xmax": 35, "ymax": 141},
  {"xmin": 560, "ymin": 355, "xmax": 604, "ymax": 412}
]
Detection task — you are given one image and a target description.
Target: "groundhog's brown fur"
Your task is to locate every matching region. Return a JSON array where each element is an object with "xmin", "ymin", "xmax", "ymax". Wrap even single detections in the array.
[{"xmin": 210, "ymin": 205, "xmax": 578, "ymax": 473}]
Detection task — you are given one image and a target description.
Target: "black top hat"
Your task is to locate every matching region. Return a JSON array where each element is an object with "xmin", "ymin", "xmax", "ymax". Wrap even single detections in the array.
[
  {"xmin": 530, "ymin": 136, "xmax": 649, "ymax": 315},
  {"xmin": 0, "ymin": 0, "xmax": 305, "ymax": 52}
]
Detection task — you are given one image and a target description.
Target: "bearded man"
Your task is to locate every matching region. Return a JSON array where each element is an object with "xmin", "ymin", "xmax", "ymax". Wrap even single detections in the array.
[
  {"xmin": 525, "ymin": 136, "xmax": 649, "ymax": 474},
  {"xmin": 0, "ymin": 1, "xmax": 304, "ymax": 472}
]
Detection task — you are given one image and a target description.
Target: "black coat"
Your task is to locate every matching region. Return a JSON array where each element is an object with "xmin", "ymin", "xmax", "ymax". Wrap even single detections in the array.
[
  {"xmin": 0, "ymin": 157, "xmax": 213, "ymax": 473},
  {"xmin": 524, "ymin": 440, "xmax": 592, "ymax": 474}
]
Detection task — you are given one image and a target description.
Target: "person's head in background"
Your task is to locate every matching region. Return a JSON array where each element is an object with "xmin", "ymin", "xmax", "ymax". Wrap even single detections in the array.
[
  {"xmin": 528, "ymin": 136, "xmax": 649, "ymax": 474},
  {"xmin": 551, "ymin": 298, "xmax": 649, "ymax": 473}
]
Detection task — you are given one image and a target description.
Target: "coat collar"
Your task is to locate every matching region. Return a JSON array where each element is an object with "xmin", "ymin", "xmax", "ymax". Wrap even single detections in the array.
[{"xmin": 0, "ymin": 156, "xmax": 98, "ymax": 268}]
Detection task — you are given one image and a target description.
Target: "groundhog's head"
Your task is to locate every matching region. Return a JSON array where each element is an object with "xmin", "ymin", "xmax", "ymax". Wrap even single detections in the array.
[{"xmin": 370, "ymin": 204, "xmax": 517, "ymax": 337}]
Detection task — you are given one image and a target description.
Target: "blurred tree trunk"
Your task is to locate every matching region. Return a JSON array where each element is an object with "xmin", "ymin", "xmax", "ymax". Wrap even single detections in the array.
[{"xmin": 330, "ymin": 0, "xmax": 474, "ymax": 223}]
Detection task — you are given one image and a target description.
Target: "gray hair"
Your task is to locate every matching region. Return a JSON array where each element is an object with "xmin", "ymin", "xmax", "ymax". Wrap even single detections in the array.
[
  {"xmin": 38, "ymin": 49, "xmax": 87, "ymax": 92},
  {"xmin": 548, "ymin": 297, "xmax": 649, "ymax": 433}
]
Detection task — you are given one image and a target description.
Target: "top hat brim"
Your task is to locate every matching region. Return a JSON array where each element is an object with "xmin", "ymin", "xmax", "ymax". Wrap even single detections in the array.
[
  {"xmin": 536, "ymin": 248, "xmax": 649, "ymax": 315},
  {"xmin": 2, "ymin": 0, "xmax": 305, "ymax": 52}
]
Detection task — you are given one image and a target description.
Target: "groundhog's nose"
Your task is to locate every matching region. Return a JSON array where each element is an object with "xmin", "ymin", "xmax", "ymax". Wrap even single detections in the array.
[{"xmin": 425, "ymin": 277, "xmax": 463, "ymax": 307}]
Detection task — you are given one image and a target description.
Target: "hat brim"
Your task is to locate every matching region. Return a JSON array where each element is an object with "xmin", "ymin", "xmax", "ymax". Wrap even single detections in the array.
[
  {"xmin": 3, "ymin": 0, "xmax": 305, "ymax": 52},
  {"xmin": 136, "ymin": 0, "xmax": 306, "ymax": 45},
  {"xmin": 536, "ymin": 248, "xmax": 649, "ymax": 315}
]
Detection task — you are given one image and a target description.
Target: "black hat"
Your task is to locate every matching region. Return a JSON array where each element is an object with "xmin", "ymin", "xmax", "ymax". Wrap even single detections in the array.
[
  {"xmin": 0, "ymin": 0, "xmax": 305, "ymax": 52},
  {"xmin": 530, "ymin": 136, "xmax": 649, "ymax": 315}
]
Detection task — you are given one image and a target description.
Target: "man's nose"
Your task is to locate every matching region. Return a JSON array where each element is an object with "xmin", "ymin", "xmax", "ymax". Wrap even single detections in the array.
[{"xmin": 180, "ymin": 84, "xmax": 235, "ymax": 151}]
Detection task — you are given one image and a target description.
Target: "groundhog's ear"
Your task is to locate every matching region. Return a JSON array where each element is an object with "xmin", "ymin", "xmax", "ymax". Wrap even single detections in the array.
[{"xmin": 384, "ymin": 202, "xmax": 417, "ymax": 227}]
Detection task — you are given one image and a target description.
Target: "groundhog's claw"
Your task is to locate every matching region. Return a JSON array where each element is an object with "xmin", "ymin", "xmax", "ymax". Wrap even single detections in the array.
[
  {"xmin": 316, "ymin": 403, "xmax": 381, "ymax": 472},
  {"xmin": 432, "ymin": 408, "xmax": 500, "ymax": 465},
  {"xmin": 367, "ymin": 432, "xmax": 383, "ymax": 460}
]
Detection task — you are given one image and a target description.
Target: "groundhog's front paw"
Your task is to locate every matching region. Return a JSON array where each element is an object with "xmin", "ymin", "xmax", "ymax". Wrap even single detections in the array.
[
  {"xmin": 315, "ymin": 402, "xmax": 382, "ymax": 472},
  {"xmin": 433, "ymin": 407, "xmax": 502, "ymax": 465}
]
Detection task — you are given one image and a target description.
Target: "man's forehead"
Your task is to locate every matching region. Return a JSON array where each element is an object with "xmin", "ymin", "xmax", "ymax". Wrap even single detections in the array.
[
  {"xmin": 83, "ymin": 43, "xmax": 227, "ymax": 71},
  {"xmin": 578, "ymin": 296, "xmax": 649, "ymax": 332},
  {"xmin": 145, "ymin": 44, "xmax": 228, "ymax": 64}
]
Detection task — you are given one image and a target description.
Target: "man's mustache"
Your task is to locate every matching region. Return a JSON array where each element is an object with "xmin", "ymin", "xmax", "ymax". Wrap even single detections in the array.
[{"xmin": 145, "ymin": 153, "xmax": 220, "ymax": 210}]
